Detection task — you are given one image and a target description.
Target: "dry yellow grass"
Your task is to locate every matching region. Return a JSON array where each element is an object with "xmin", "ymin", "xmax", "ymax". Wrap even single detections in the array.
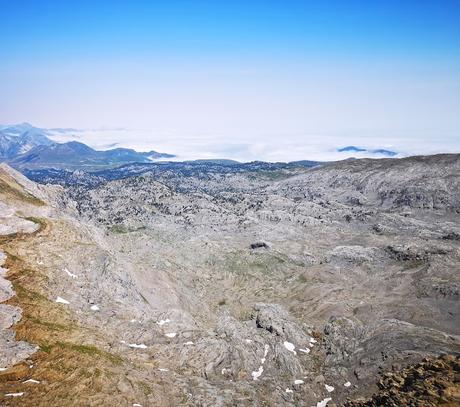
[
  {"xmin": 0, "ymin": 219, "xmax": 134, "ymax": 407},
  {"xmin": 0, "ymin": 168, "xmax": 44, "ymax": 206}
]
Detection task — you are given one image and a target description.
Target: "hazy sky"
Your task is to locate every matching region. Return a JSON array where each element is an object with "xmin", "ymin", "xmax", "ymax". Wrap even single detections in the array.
[{"xmin": 1, "ymin": 1, "xmax": 459, "ymax": 160}]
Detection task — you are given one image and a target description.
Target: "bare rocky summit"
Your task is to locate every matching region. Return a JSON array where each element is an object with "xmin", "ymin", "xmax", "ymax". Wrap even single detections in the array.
[{"xmin": 0, "ymin": 154, "xmax": 459, "ymax": 406}]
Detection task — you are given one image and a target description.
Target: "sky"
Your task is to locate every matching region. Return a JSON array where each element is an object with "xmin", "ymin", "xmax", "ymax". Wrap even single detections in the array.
[{"xmin": 1, "ymin": 0, "xmax": 459, "ymax": 161}]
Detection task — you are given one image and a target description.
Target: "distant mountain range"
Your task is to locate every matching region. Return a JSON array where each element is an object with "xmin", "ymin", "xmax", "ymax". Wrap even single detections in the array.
[
  {"xmin": 337, "ymin": 146, "xmax": 398, "ymax": 157},
  {"xmin": 0, "ymin": 124, "xmax": 401, "ymax": 171},
  {"xmin": 0, "ymin": 123, "xmax": 175, "ymax": 169}
]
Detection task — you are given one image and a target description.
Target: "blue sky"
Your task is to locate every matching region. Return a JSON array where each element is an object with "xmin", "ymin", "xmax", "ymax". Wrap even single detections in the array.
[{"xmin": 1, "ymin": 0, "xmax": 459, "ymax": 160}]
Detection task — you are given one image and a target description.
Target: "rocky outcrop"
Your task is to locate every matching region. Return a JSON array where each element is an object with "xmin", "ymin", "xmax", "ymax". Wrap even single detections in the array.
[
  {"xmin": 0, "ymin": 248, "xmax": 37, "ymax": 369},
  {"xmin": 343, "ymin": 355, "xmax": 460, "ymax": 406}
]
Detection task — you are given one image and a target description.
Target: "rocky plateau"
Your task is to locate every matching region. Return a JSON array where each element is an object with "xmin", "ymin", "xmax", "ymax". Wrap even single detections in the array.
[{"xmin": 0, "ymin": 154, "xmax": 459, "ymax": 406}]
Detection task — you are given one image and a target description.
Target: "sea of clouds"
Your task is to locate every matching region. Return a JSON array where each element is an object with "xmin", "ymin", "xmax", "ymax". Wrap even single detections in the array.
[{"xmin": 46, "ymin": 127, "xmax": 458, "ymax": 163}]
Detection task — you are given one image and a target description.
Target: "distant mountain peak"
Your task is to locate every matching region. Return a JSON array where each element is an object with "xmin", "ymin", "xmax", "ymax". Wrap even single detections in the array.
[
  {"xmin": 337, "ymin": 146, "xmax": 397, "ymax": 157},
  {"xmin": 338, "ymin": 146, "xmax": 366, "ymax": 153},
  {"xmin": 1, "ymin": 123, "xmax": 175, "ymax": 170}
]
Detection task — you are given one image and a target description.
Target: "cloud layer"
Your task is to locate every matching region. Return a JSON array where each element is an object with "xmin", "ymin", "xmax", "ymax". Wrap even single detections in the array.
[{"xmin": 47, "ymin": 128, "xmax": 459, "ymax": 162}]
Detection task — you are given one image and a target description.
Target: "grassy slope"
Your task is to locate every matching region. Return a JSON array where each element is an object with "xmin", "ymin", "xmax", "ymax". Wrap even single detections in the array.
[{"xmin": 0, "ymin": 219, "xmax": 133, "ymax": 406}]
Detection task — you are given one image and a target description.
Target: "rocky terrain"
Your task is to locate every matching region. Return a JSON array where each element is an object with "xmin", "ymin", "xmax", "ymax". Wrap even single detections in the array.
[{"xmin": 0, "ymin": 154, "xmax": 459, "ymax": 406}]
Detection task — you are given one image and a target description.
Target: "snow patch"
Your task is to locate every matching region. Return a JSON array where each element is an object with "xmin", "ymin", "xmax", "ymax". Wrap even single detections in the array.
[
  {"xmin": 325, "ymin": 384, "xmax": 335, "ymax": 393},
  {"xmin": 283, "ymin": 341, "xmax": 296, "ymax": 354},
  {"xmin": 158, "ymin": 368, "xmax": 169, "ymax": 372},
  {"xmin": 285, "ymin": 388, "xmax": 293, "ymax": 393},
  {"xmin": 5, "ymin": 392, "xmax": 24, "ymax": 397},
  {"xmin": 251, "ymin": 366, "xmax": 264, "ymax": 381},
  {"xmin": 90, "ymin": 304, "xmax": 100, "ymax": 311},
  {"xmin": 184, "ymin": 341, "xmax": 194, "ymax": 345},
  {"xmin": 261, "ymin": 344, "xmax": 269, "ymax": 363},
  {"xmin": 23, "ymin": 379, "xmax": 40, "ymax": 384},
  {"xmin": 165, "ymin": 332, "xmax": 177, "ymax": 338},
  {"xmin": 55, "ymin": 296, "xmax": 70, "ymax": 304},
  {"xmin": 64, "ymin": 268, "xmax": 77, "ymax": 279},
  {"xmin": 128, "ymin": 343, "xmax": 147, "ymax": 349},
  {"xmin": 299, "ymin": 348, "xmax": 310, "ymax": 354},
  {"xmin": 315, "ymin": 398, "xmax": 332, "ymax": 407},
  {"xmin": 344, "ymin": 381, "xmax": 351, "ymax": 387},
  {"xmin": 156, "ymin": 319, "xmax": 170, "ymax": 326},
  {"xmin": 294, "ymin": 379, "xmax": 304, "ymax": 385}
]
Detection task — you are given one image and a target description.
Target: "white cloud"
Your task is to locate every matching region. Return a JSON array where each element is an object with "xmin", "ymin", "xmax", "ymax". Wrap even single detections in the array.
[{"xmin": 46, "ymin": 127, "xmax": 458, "ymax": 162}]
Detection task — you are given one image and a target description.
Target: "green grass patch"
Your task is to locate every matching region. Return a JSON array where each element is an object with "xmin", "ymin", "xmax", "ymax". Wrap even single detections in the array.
[
  {"xmin": 13, "ymin": 282, "xmax": 49, "ymax": 303},
  {"xmin": 108, "ymin": 225, "xmax": 129, "ymax": 234},
  {"xmin": 138, "ymin": 381, "xmax": 153, "ymax": 396},
  {"xmin": 40, "ymin": 343, "xmax": 54, "ymax": 353},
  {"xmin": 297, "ymin": 274, "xmax": 309, "ymax": 283},
  {"xmin": 26, "ymin": 315, "xmax": 71, "ymax": 332},
  {"xmin": 54, "ymin": 341, "xmax": 124, "ymax": 365},
  {"xmin": 109, "ymin": 225, "xmax": 147, "ymax": 234},
  {"xmin": 0, "ymin": 179, "xmax": 45, "ymax": 206}
]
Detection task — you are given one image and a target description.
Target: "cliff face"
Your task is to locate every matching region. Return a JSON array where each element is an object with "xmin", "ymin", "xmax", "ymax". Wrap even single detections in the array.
[{"xmin": 0, "ymin": 155, "xmax": 459, "ymax": 406}]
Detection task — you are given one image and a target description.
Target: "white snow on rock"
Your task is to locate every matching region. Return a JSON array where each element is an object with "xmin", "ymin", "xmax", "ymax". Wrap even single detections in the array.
[
  {"xmin": 285, "ymin": 388, "xmax": 294, "ymax": 393},
  {"xmin": 252, "ymin": 343, "xmax": 270, "ymax": 381},
  {"xmin": 245, "ymin": 339, "xmax": 253, "ymax": 343},
  {"xmin": 344, "ymin": 381, "xmax": 351, "ymax": 387},
  {"xmin": 90, "ymin": 304, "xmax": 100, "ymax": 311},
  {"xmin": 158, "ymin": 368, "xmax": 169, "ymax": 372},
  {"xmin": 261, "ymin": 344, "xmax": 269, "ymax": 363},
  {"xmin": 133, "ymin": 404, "xmax": 142, "ymax": 407},
  {"xmin": 184, "ymin": 341, "xmax": 194, "ymax": 345},
  {"xmin": 23, "ymin": 379, "xmax": 40, "ymax": 384},
  {"xmin": 283, "ymin": 341, "xmax": 296, "ymax": 354},
  {"xmin": 325, "ymin": 384, "xmax": 335, "ymax": 393},
  {"xmin": 309, "ymin": 337, "xmax": 318, "ymax": 344},
  {"xmin": 63, "ymin": 268, "xmax": 77, "ymax": 279},
  {"xmin": 0, "ymin": 368, "xmax": 7, "ymax": 371},
  {"xmin": 315, "ymin": 397, "xmax": 332, "ymax": 407},
  {"xmin": 5, "ymin": 392, "xmax": 24, "ymax": 397},
  {"xmin": 251, "ymin": 366, "xmax": 264, "ymax": 381},
  {"xmin": 299, "ymin": 348, "xmax": 310, "ymax": 354},
  {"xmin": 156, "ymin": 319, "xmax": 170, "ymax": 326},
  {"xmin": 128, "ymin": 343, "xmax": 147, "ymax": 349},
  {"xmin": 55, "ymin": 296, "xmax": 70, "ymax": 304},
  {"xmin": 294, "ymin": 379, "xmax": 304, "ymax": 385},
  {"xmin": 165, "ymin": 332, "xmax": 177, "ymax": 338}
]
